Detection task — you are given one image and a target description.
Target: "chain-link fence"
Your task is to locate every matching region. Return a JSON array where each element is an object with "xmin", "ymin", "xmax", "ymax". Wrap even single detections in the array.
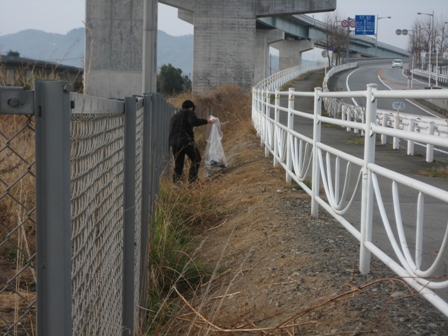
[
  {"xmin": 0, "ymin": 82, "xmax": 173, "ymax": 335},
  {"xmin": 0, "ymin": 110, "xmax": 36, "ymax": 335}
]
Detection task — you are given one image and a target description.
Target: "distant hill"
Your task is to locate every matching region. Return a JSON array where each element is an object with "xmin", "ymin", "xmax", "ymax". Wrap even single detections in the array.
[
  {"xmin": 0, "ymin": 28, "xmax": 194, "ymax": 76},
  {"xmin": 0, "ymin": 29, "xmax": 314, "ymax": 78}
]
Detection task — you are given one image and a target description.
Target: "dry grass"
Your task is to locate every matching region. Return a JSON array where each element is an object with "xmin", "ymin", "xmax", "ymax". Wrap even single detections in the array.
[
  {"xmin": 140, "ymin": 85, "xmax": 255, "ymax": 335},
  {"xmin": 418, "ymin": 166, "xmax": 448, "ymax": 178},
  {"xmin": 0, "ymin": 114, "xmax": 37, "ymax": 335}
]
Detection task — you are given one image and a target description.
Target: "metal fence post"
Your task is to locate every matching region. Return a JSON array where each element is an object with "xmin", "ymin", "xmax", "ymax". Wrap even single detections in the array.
[
  {"xmin": 381, "ymin": 114, "xmax": 388, "ymax": 145},
  {"xmin": 35, "ymin": 80, "xmax": 72, "ymax": 336},
  {"xmin": 426, "ymin": 121, "xmax": 435, "ymax": 162},
  {"xmin": 286, "ymin": 88, "xmax": 295, "ymax": 183},
  {"xmin": 407, "ymin": 118, "xmax": 415, "ymax": 155},
  {"xmin": 311, "ymin": 87, "xmax": 322, "ymax": 217},
  {"xmin": 273, "ymin": 89, "xmax": 280, "ymax": 167},
  {"xmin": 264, "ymin": 91, "xmax": 270, "ymax": 158},
  {"xmin": 138, "ymin": 94, "xmax": 153, "ymax": 330},
  {"xmin": 359, "ymin": 83, "xmax": 378, "ymax": 274},
  {"xmin": 123, "ymin": 97, "xmax": 137, "ymax": 336}
]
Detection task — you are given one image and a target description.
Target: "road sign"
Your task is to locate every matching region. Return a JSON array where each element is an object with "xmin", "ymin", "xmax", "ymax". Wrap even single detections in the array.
[
  {"xmin": 349, "ymin": 20, "xmax": 357, "ymax": 28},
  {"xmin": 396, "ymin": 29, "xmax": 402, "ymax": 35},
  {"xmin": 392, "ymin": 102, "xmax": 405, "ymax": 110},
  {"xmin": 329, "ymin": 46, "xmax": 335, "ymax": 51},
  {"xmin": 341, "ymin": 20, "xmax": 349, "ymax": 28},
  {"xmin": 355, "ymin": 15, "xmax": 375, "ymax": 35}
]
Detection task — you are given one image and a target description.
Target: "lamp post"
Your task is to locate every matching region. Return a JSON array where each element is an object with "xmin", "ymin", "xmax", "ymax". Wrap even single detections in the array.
[
  {"xmin": 375, "ymin": 15, "xmax": 391, "ymax": 56},
  {"xmin": 418, "ymin": 11, "xmax": 434, "ymax": 86}
]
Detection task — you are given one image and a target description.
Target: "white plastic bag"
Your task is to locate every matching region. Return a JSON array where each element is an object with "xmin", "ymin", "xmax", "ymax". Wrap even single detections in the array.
[{"xmin": 204, "ymin": 116, "xmax": 227, "ymax": 174}]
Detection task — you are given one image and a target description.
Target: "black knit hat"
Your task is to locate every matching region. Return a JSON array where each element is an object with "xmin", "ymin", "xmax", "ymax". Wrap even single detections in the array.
[{"xmin": 182, "ymin": 100, "xmax": 195, "ymax": 110}]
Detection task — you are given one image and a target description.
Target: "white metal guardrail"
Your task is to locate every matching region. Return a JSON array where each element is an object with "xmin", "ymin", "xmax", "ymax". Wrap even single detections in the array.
[
  {"xmin": 254, "ymin": 60, "xmax": 327, "ymax": 91},
  {"xmin": 412, "ymin": 68, "xmax": 448, "ymax": 85},
  {"xmin": 252, "ymin": 64, "xmax": 448, "ymax": 317}
]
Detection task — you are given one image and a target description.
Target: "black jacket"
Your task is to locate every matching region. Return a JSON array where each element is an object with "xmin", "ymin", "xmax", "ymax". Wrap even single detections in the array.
[{"xmin": 169, "ymin": 108, "xmax": 208, "ymax": 145}]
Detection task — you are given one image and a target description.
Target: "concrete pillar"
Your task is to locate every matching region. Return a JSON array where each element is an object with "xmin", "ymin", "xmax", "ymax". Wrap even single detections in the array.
[
  {"xmin": 142, "ymin": 0, "xmax": 158, "ymax": 94},
  {"xmin": 272, "ymin": 39, "xmax": 314, "ymax": 71},
  {"xmin": 178, "ymin": 9, "xmax": 194, "ymax": 24},
  {"xmin": 85, "ymin": 0, "xmax": 336, "ymax": 97},
  {"xmin": 193, "ymin": 12, "xmax": 256, "ymax": 94},
  {"xmin": 254, "ymin": 29, "xmax": 284, "ymax": 85},
  {"xmin": 85, "ymin": 0, "xmax": 144, "ymax": 98}
]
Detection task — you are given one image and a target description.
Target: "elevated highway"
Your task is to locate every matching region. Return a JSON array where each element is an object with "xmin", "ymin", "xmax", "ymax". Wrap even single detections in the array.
[
  {"xmin": 257, "ymin": 15, "xmax": 409, "ymax": 59},
  {"xmin": 85, "ymin": 0, "xmax": 409, "ymax": 98}
]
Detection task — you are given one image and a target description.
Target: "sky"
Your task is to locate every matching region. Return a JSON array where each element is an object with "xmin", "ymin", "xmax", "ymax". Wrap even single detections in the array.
[{"xmin": 1, "ymin": 0, "xmax": 447, "ymax": 59}]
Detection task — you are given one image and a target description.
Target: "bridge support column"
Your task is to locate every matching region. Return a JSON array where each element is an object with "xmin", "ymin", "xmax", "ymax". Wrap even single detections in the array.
[
  {"xmin": 254, "ymin": 29, "xmax": 285, "ymax": 85},
  {"xmin": 85, "ymin": 0, "xmax": 336, "ymax": 96},
  {"xmin": 271, "ymin": 39, "xmax": 314, "ymax": 71}
]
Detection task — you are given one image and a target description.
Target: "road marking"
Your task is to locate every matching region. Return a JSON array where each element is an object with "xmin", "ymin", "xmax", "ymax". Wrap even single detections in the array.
[
  {"xmin": 377, "ymin": 68, "xmax": 441, "ymax": 118},
  {"xmin": 346, "ymin": 68, "xmax": 361, "ymax": 106}
]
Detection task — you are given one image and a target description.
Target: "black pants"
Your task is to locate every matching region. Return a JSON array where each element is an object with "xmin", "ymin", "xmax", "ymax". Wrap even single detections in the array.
[{"xmin": 170, "ymin": 139, "xmax": 201, "ymax": 183}]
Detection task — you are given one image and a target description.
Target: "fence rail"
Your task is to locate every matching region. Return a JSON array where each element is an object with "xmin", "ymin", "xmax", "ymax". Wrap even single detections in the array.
[
  {"xmin": 0, "ymin": 81, "xmax": 174, "ymax": 335},
  {"xmin": 252, "ymin": 63, "xmax": 448, "ymax": 317}
]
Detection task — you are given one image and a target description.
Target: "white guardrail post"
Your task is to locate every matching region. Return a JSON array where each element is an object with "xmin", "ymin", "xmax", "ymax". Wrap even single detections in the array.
[
  {"xmin": 274, "ymin": 89, "xmax": 280, "ymax": 167},
  {"xmin": 407, "ymin": 118, "xmax": 415, "ymax": 155},
  {"xmin": 286, "ymin": 88, "xmax": 295, "ymax": 183},
  {"xmin": 261, "ymin": 89, "xmax": 267, "ymax": 149},
  {"xmin": 311, "ymin": 87, "xmax": 322, "ymax": 217},
  {"xmin": 359, "ymin": 83, "xmax": 378, "ymax": 274},
  {"xmin": 264, "ymin": 90, "xmax": 270, "ymax": 157},
  {"xmin": 426, "ymin": 121, "xmax": 435, "ymax": 162}
]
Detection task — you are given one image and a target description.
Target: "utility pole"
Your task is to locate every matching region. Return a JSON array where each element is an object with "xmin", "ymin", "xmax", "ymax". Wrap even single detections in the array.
[
  {"xmin": 375, "ymin": 15, "xmax": 392, "ymax": 57},
  {"xmin": 417, "ymin": 11, "xmax": 434, "ymax": 86}
]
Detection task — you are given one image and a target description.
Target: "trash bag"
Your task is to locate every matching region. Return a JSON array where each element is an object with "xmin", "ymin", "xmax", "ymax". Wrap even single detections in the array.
[{"xmin": 204, "ymin": 116, "xmax": 227, "ymax": 176}]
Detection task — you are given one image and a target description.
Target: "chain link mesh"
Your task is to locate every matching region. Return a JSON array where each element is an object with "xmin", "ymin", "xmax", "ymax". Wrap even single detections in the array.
[
  {"xmin": 1, "ymin": 93, "xmax": 161, "ymax": 335},
  {"xmin": 70, "ymin": 112, "xmax": 126, "ymax": 335},
  {"xmin": 0, "ymin": 114, "xmax": 37, "ymax": 335}
]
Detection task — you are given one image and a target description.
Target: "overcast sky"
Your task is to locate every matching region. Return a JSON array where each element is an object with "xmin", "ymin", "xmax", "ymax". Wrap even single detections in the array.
[{"xmin": 1, "ymin": 0, "xmax": 447, "ymax": 58}]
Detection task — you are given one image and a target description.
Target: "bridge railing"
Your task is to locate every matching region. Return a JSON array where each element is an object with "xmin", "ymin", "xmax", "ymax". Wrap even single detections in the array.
[
  {"xmin": 252, "ymin": 69, "xmax": 448, "ymax": 317},
  {"xmin": 0, "ymin": 81, "xmax": 173, "ymax": 335}
]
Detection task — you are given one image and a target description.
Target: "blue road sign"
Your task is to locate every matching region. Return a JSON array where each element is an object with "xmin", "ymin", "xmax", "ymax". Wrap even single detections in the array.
[{"xmin": 355, "ymin": 15, "xmax": 375, "ymax": 35}]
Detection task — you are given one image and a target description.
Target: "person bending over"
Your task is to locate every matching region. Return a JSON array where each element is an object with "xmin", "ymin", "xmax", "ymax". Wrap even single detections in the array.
[{"xmin": 169, "ymin": 99, "xmax": 216, "ymax": 183}]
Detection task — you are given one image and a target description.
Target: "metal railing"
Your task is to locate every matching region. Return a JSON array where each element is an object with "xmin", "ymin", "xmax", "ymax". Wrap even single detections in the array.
[
  {"xmin": 254, "ymin": 60, "xmax": 327, "ymax": 91},
  {"xmin": 322, "ymin": 63, "xmax": 448, "ymax": 163},
  {"xmin": 0, "ymin": 81, "xmax": 174, "ymax": 335},
  {"xmin": 252, "ymin": 65, "xmax": 448, "ymax": 317},
  {"xmin": 412, "ymin": 67, "xmax": 448, "ymax": 85}
]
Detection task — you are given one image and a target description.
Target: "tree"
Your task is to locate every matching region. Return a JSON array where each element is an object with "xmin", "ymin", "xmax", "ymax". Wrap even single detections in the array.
[
  {"xmin": 318, "ymin": 14, "xmax": 350, "ymax": 66},
  {"xmin": 157, "ymin": 64, "xmax": 191, "ymax": 95},
  {"xmin": 7, "ymin": 50, "xmax": 20, "ymax": 57},
  {"xmin": 408, "ymin": 14, "xmax": 448, "ymax": 69}
]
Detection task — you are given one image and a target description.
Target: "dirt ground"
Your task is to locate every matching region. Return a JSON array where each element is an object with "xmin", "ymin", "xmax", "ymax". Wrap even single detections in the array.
[{"xmin": 167, "ymin": 85, "xmax": 448, "ymax": 335}]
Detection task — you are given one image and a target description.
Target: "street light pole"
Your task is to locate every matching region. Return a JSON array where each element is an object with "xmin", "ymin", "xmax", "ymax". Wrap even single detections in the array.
[
  {"xmin": 375, "ymin": 15, "xmax": 392, "ymax": 56},
  {"xmin": 418, "ymin": 11, "xmax": 434, "ymax": 86}
]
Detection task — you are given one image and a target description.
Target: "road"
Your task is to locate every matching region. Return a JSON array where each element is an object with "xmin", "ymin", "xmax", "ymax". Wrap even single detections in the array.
[{"xmin": 334, "ymin": 61, "xmax": 445, "ymax": 117}]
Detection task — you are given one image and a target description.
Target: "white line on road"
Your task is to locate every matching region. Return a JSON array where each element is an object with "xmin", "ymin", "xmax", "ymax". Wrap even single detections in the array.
[{"xmin": 377, "ymin": 72, "xmax": 441, "ymax": 118}]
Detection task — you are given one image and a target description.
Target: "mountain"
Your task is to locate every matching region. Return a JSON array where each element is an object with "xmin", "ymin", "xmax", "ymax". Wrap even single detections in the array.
[{"xmin": 0, "ymin": 28, "xmax": 194, "ymax": 76}]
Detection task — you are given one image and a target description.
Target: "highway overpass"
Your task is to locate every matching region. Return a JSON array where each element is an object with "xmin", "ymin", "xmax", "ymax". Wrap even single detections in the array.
[{"xmin": 84, "ymin": 0, "xmax": 409, "ymax": 98}]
